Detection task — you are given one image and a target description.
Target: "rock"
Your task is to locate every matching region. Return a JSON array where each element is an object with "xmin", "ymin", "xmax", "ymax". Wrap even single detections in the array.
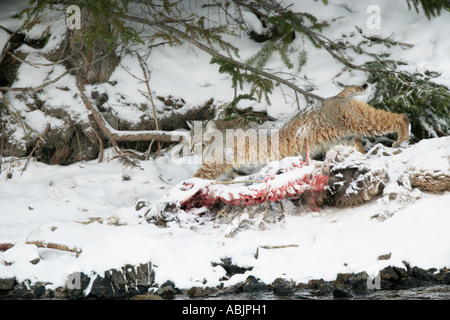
[
  {"xmin": 66, "ymin": 272, "xmax": 91, "ymax": 298},
  {"xmin": 157, "ymin": 281, "xmax": 177, "ymax": 300},
  {"xmin": 0, "ymin": 277, "xmax": 16, "ymax": 291},
  {"xmin": 347, "ymin": 272, "xmax": 371, "ymax": 295},
  {"xmin": 8, "ymin": 280, "xmax": 35, "ymax": 299},
  {"xmin": 271, "ymin": 278, "xmax": 295, "ymax": 295},
  {"xmin": 161, "ymin": 280, "xmax": 176, "ymax": 289},
  {"xmin": 377, "ymin": 252, "xmax": 392, "ymax": 261},
  {"xmin": 438, "ymin": 270, "xmax": 450, "ymax": 285},
  {"xmin": 409, "ymin": 266, "xmax": 435, "ymax": 282},
  {"xmin": 73, "ymin": 262, "xmax": 156, "ymax": 299},
  {"xmin": 132, "ymin": 263, "xmax": 156, "ymax": 293},
  {"xmin": 157, "ymin": 286, "xmax": 175, "ymax": 300},
  {"xmin": 187, "ymin": 286, "xmax": 207, "ymax": 298},
  {"xmin": 212, "ymin": 258, "xmax": 253, "ymax": 278},
  {"xmin": 380, "ymin": 266, "xmax": 408, "ymax": 290},
  {"xmin": 242, "ymin": 276, "xmax": 268, "ymax": 293},
  {"xmin": 135, "ymin": 199, "xmax": 150, "ymax": 212},
  {"xmin": 333, "ymin": 287, "xmax": 353, "ymax": 299},
  {"xmin": 336, "ymin": 272, "xmax": 380, "ymax": 295},
  {"xmin": 335, "ymin": 273, "xmax": 351, "ymax": 285},
  {"xmin": 89, "ymin": 274, "xmax": 116, "ymax": 298},
  {"xmin": 53, "ymin": 286, "xmax": 70, "ymax": 299},
  {"xmin": 307, "ymin": 279, "xmax": 334, "ymax": 296},
  {"xmin": 32, "ymin": 282, "xmax": 53, "ymax": 298}
]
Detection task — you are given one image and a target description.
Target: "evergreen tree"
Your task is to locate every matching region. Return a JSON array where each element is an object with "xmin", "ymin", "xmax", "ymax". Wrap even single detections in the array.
[
  {"xmin": 231, "ymin": 0, "xmax": 449, "ymax": 141},
  {"xmin": 406, "ymin": 0, "xmax": 450, "ymax": 19},
  {"xmin": 3, "ymin": 0, "xmax": 449, "ymax": 163}
]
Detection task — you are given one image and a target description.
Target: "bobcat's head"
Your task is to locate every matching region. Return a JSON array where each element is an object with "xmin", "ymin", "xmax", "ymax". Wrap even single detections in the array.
[{"xmin": 336, "ymin": 83, "xmax": 370, "ymax": 98}]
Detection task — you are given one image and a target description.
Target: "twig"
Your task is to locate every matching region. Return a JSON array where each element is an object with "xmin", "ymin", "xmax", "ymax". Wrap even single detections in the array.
[
  {"xmin": 0, "ymin": 24, "xmax": 19, "ymax": 66},
  {"xmin": 91, "ymin": 127, "xmax": 104, "ymax": 163},
  {"xmin": 256, "ymin": 243, "xmax": 299, "ymax": 257},
  {"xmin": 75, "ymin": 216, "xmax": 120, "ymax": 226},
  {"xmin": 213, "ymin": 206, "xmax": 232, "ymax": 227},
  {"xmin": 0, "ymin": 50, "xmax": 116, "ymax": 93},
  {"xmin": 259, "ymin": 244, "xmax": 299, "ymax": 249},
  {"xmin": 20, "ymin": 123, "xmax": 50, "ymax": 175},
  {"xmin": 1, "ymin": 93, "xmax": 34, "ymax": 139},
  {"xmin": 108, "ymin": 152, "xmax": 143, "ymax": 161},
  {"xmin": 136, "ymin": 52, "xmax": 161, "ymax": 156},
  {"xmin": 71, "ymin": 120, "xmax": 83, "ymax": 163},
  {"xmin": 0, "ymin": 25, "xmax": 14, "ymax": 35},
  {"xmin": 26, "ymin": 240, "xmax": 82, "ymax": 257},
  {"xmin": 210, "ymin": 179, "xmax": 264, "ymax": 185},
  {"xmin": 6, "ymin": 45, "xmax": 83, "ymax": 68},
  {"xmin": 0, "ymin": 70, "xmax": 71, "ymax": 93},
  {"xmin": 145, "ymin": 138, "xmax": 155, "ymax": 160},
  {"xmin": 264, "ymin": 186, "xmax": 270, "ymax": 217}
]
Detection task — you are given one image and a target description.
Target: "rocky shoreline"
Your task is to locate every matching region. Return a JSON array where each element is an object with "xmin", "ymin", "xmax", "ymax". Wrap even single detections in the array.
[{"xmin": 1, "ymin": 259, "xmax": 449, "ymax": 300}]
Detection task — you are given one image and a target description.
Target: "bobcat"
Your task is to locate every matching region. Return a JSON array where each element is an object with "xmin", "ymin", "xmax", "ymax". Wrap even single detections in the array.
[{"xmin": 191, "ymin": 84, "xmax": 410, "ymax": 180}]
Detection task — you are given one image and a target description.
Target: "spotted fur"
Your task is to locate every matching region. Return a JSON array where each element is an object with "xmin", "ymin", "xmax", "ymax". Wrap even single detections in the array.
[{"xmin": 193, "ymin": 84, "xmax": 410, "ymax": 180}]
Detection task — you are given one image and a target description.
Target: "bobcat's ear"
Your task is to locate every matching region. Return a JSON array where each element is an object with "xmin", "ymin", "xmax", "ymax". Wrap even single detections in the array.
[
  {"xmin": 186, "ymin": 120, "xmax": 194, "ymax": 130},
  {"xmin": 362, "ymin": 83, "xmax": 370, "ymax": 92}
]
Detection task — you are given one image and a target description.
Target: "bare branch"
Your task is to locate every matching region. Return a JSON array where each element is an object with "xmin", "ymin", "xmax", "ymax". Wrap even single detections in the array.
[
  {"xmin": 76, "ymin": 77, "xmax": 188, "ymax": 146},
  {"xmin": 136, "ymin": 51, "xmax": 161, "ymax": 155},
  {"xmin": 0, "ymin": 50, "xmax": 115, "ymax": 93},
  {"xmin": 0, "ymin": 70, "xmax": 71, "ymax": 93}
]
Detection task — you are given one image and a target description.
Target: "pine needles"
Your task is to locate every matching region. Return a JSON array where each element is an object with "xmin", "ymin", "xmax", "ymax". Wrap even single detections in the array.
[
  {"xmin": 365, "ymin": 60, "xmax": 450, "ymax": 140},
  {"xmin": 406, "ymin": 0, "xmax": 450, "ymax": 19}
]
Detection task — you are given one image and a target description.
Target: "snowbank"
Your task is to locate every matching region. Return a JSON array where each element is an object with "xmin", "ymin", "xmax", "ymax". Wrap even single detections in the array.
[
  {"xmin": 1, "ymin": 138, "xmax": 449, "ymax": 292},
  {"xmin": 0, "ymin": 0, "xmax": 449, "ymax": 296}
]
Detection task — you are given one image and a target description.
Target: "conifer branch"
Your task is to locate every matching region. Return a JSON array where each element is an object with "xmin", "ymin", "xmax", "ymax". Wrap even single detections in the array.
[{"xmin": 123, "ymin": 14, "xmax": 324, "ymax": 102}]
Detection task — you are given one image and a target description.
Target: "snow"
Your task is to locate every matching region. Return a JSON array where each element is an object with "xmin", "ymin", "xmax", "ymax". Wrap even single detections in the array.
[
  {"xmin": 1, "ymin": 0, "xmax": 450, "ymax": 294},
  {"xmin": 1, "ymin": 139, "xmax": 448, "ymax": 291}
]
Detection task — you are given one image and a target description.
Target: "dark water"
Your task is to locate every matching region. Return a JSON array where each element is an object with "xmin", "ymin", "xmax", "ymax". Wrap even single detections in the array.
[
  {"xmin": 1, "ymin": 285, "xmax": 449, "ymax": 300},
  {"xmin": 175, "ymin": 285, "xmax": 450, "ymax": 300},
  {"xmin": 353, "ymin": 285, "xmax": 450, "ymax": 300}
]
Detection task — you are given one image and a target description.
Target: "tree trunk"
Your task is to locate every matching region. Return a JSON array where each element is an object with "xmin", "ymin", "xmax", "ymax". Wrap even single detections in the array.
[{"xmin": 65, "ymin": 8, "xmax": 119, "ymax": 84}]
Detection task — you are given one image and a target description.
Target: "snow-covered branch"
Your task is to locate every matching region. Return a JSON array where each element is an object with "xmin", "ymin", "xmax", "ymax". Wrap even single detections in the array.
[{"xmin": 76, "ymin": 78, "xmax": 188, "ymax": 151}]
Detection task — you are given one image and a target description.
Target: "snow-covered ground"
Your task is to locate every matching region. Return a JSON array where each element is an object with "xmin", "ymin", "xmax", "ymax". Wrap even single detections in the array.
[
  {"xmin": 0, "ymin": 0, "xmax": 449, "ymax": 293},
  {"xmin": 0, "ymin": 139, "xmax": 449, "ymax": 291}
]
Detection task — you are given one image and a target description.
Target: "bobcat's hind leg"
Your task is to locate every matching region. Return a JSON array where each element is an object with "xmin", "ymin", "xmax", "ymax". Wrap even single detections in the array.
[
  {"xmin": 351, "ymin": 105, "xmax": 410, "ymax": 149},
  {"xmin": 392, "ymin": 114, "xmax": 410, "ymax": 148},
  {"xmin": 193, "ymin": 163, "xmax": 233, "ymax": 180}
]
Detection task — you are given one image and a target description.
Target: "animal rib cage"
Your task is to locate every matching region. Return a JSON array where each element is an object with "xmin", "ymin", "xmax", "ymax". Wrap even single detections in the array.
[{"xmin": 178, "ymin": 147, "xmax": 328, "ymax": 212}]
